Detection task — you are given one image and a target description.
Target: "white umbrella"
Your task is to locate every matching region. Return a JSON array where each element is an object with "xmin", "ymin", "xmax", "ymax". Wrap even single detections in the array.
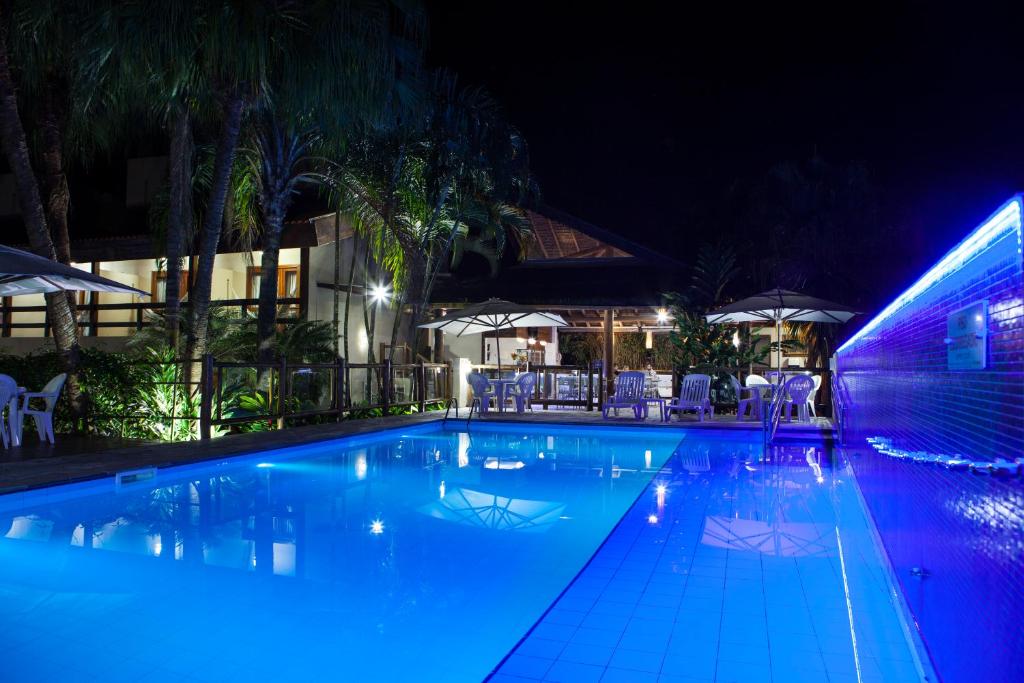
[
  {"xmin": 705, "ymin": 288, "xmax": 857, "ymax": 372},
  {"xmin": 419, "ymin": 486, "xmax": 566, "ymax": 533},
  {"xmin": 419, "ymin": 298, "xmax": 567, "ymax": 371},
  {"xmin": 0, "ymin": 244, "xmax": 147, "ymax": 297}
]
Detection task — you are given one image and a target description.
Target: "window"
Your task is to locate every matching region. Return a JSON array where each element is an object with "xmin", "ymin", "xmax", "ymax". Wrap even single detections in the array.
[
  {"xmin": 151, "ymin": 270, "xmax": 189, "ymax": 303},
  {"xmin": 247, "ymin": 266, "xmax": 300, "ymax": 317}
]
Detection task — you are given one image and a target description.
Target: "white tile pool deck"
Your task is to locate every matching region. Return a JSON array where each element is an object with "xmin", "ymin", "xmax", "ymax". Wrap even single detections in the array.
[{"xmin": 490, "ymin": 443, "xmax": 928, "ymax": 683}]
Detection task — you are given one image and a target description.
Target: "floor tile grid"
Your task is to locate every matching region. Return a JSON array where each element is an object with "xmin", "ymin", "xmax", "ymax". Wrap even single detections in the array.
[
  {"xmin": 486, "ymin": 456, "xmax": 688, "ymax": 682},
  {"xmin": 495, "ymin": 443, "xmax": 926, "ymax": 683},
  {"xmin": 497, "ymin": 461, "xmax": 736, "ymax": 682}
]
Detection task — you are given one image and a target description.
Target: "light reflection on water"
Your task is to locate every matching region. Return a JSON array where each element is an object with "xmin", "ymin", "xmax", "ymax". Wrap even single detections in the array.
[{"xmin": 0, "ymin": 424, "xmax": 696, "ymax": 682}]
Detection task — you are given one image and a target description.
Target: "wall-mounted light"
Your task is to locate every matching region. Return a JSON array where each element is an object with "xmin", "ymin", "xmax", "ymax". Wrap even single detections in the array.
[
  {"xmin": 732, "ymin": 331, "xmax": 740, "ymax": 349},
  {"xmin": 527, "ymin": 337, "xmax": 536, "ymax": 345},
  {"xmin": 656, "ymin": 309, "xmax": 669, "ymax": 324}
]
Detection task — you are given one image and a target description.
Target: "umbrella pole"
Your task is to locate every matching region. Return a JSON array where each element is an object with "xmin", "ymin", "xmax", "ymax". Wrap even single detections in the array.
[
  {"xmin": 495, "ymin": 325, "xmax": 502, "ymax": 375},
  {"xmin": 776, "ymin": 318, "xmax": 782, "ymax": 373}
]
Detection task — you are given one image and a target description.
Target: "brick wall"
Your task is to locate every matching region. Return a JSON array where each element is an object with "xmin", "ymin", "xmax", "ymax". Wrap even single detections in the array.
[{"xmin": 835, "ymin": 196, "xmax": 1024, "ymax": 683}]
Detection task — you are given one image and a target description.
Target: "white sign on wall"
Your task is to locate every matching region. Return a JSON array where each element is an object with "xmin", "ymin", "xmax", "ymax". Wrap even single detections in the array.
[{"xmin": 946, "ymin": 300, "xmax": 987, "ymax": 370}]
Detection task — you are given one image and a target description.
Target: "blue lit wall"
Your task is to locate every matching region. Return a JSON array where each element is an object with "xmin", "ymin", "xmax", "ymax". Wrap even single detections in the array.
[{"xmin": 835, "ymin": 196, "xmax": 1024, "ymax": 683}]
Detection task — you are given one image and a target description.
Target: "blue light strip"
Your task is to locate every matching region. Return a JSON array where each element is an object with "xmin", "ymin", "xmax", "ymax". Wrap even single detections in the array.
[{"xmin": 837, "ymin": 196, "xmax": 1023, "ymax": 354}]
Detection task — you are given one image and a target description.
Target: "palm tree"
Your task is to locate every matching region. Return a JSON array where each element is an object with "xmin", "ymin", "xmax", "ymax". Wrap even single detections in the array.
[
  {"xmin": 245, "ymin": 115, "xmax": 324, "ymax": 364},
  {"xmin": 0, "ymin": 10, "xmax": 83, "ymax": 410}
]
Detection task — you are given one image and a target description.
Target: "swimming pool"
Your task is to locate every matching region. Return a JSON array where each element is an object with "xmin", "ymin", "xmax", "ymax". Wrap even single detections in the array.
[{"xmin": 0, "ymin": 424, "xmax": 926, "ymax": 682}]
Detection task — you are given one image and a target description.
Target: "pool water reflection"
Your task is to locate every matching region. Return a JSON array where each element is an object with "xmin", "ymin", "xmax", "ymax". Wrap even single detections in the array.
[{"xmin": 0, "ymin": 424, "xmax": 688, "ymax": 682}]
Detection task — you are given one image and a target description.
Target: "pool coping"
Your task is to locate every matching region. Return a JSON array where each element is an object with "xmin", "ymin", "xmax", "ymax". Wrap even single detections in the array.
[
  {"xmin": 0, "ymin": 412, "xmax": 830, "ymax": 496},
  {"xmin": 0, "ymin": 412, "xmax": 445, "ymax": 494}
]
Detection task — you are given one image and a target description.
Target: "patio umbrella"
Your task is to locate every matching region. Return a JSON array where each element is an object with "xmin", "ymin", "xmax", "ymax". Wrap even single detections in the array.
[
  {"xmin": 419, "ymin": 486, "xmax": 566, "ymax": 533},
  {"xmin": 419, "ymin": 298, "xmax": 567, "ymax": 372},
  {"xmin": 704, "ymin": 288, "xmax": 857, "ymax": 371},
  {"xmin": 0, "ymin": 244, "xmax": 148, "ymax": 297}
]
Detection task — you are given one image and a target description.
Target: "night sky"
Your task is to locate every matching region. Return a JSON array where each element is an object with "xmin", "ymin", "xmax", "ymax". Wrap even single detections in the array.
[{"xmin": 427, "ymin": 1, "xmax": 1024, "ymax": 303}]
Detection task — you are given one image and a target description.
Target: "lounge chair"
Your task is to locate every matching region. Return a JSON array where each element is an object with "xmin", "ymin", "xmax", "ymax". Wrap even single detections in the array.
[
  {"xmin": 602, "ymin": 371, "xmax": 645, "ymax": 419},
  {"xmin": 782, "ymin": 375, "xmax": 815, "ymax": 423},
  {"xmin": 508, "ymin": 373, "xmax": 536, "ymax": 413},
  {"xmin": 730, "ymin": 375, "xmax": 760, "ymax": 421},
  {"xmin": 20, "ymin": 373, "xmax": 66, "ymax": 444},
  {"xmin": 665, "ymin": 373, "xmax": 714, "ymax": 422},
  {"xmin": 467, "ymin": 372, "xmax": 497, "ymax": 415},
  {"xmin": 0, "ymin": 374, "xmax": 17, "ymax": 448}
]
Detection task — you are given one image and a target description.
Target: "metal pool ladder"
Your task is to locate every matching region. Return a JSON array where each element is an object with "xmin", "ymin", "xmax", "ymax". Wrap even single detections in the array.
[{"xmin": 442, "ymin": 397, "xmax": 478, "ymax": 428}]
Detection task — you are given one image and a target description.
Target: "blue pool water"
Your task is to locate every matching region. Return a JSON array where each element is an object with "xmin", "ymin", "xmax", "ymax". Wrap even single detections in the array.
[{"xmin": 0, "ymin": 424, "xmax": 927, "ymax": 682}]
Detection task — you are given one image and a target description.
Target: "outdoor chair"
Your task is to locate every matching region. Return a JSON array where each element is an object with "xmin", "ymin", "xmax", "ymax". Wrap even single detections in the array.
[
  {"xmin": 665, "ymin": 373, "xmax": 714, "ymax": 422},
  {"xmin": 782, "ymin": 374, "xmax": 815, "ymax": 423},
  {"xmin": 20, "ymin": 373, "xmax": 66, "ymax": 444},
  {"xmin": 766, "ymin": 370, "xmax": 786, "ymax": 385},
  {"xmin": 467, "ymin": 372, "xmax": 497, "ymax": 415},
  {"xmin": 508, "ymin": 373, "xmax": 536, "ymax": 413},
  {"xmin": 0, "ymin": 374, "xmax": 17, "ymax": 448},
  {"xmin": 806, "ymin": 374, "xmax": 822, "ymax": 417},
  {"xmin": 730, "ymin": 375, "xmax": 760, "ymax": 421},
  {"xmin": 602, "ymin": 371, "xmax": 646, "ymax": 419}
]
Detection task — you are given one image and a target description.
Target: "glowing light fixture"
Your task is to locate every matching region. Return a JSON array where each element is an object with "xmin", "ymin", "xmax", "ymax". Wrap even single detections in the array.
[
  {"xmin": 647, "ymin": 514, "xmax": 659, "ymax": 525},
  {"xmin": 838, "ymin": 197, "xmax": 1022, "ymax": 353},
  {"xmin": 527, "ymin": 337, "xmax": 536, "ymax": 345},
  {"xmin": 256, "ymin": 463, "xmax": 274, "ymax": 469},
  {"xmin": 655, "ymin": 484, "xmax": 667, "ymax": 495},
  {"xmin": 732, "ymin": 331, "xmax": 740, "ymax": 349},
  {"xmin": 656, "ymin": 309, "xmax": 669, "ymax": 324},
  {"xmin": 369, "ymin": 283, "xmax": 391, "ymax": 305},
  {"xmin": 370, "ymin": 519, "xmax": 385, "ymax": 535}
]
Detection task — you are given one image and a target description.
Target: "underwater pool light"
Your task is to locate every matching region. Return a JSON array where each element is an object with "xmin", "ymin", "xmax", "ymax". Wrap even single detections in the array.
[{"xmin": 370, "ymin": 519, "xmax": 385, "ymax": 535}]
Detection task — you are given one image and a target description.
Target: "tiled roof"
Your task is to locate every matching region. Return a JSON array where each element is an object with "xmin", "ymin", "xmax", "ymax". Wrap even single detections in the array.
[{"xmin": 526, "ymin": 209, "xmax": 632, "ymax": 260}]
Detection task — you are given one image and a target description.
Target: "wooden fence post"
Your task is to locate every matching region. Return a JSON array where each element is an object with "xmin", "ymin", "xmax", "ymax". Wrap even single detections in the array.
[
  {"xmin": 335, "ymin": 356, "xmax": 346, "ymax": 421},
  {"xmin": 200, "ymin": 353, "xmax": 213, "ymax": 439},
  {"xmin": 382, "ymin": 359, "xmax": 392, "ymax": 416},
  {"xmin": 417, "ymin": 360, "xmax": 426, "ymax": 412},
  {"xmin": 586, "ymin": 365, "xmax": 594, "ymax": 412},
  {"xmin": 277, "ymin": 357, "xmax": 288, "ymax": 430}
]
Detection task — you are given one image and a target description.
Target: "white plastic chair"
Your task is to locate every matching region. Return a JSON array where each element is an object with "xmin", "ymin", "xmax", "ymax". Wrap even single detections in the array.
[
  {"xmin": 782, "ymin": 374, "xmax": 815, "ymax": 423},
  {"xmin": 20, "ymin": 373, "xmax": 66, "ymax": 444},
  {"xmin": 508, "ymin": 373, "xmax": 536, "ymax": 413},
  {"xmin": 665, "ymin": 374, "xmax": 714, "ymax": 422},
  {"xmin": 730, "ymin": 375, "xmax": 760, "ymax": 421},
  {"xmin": 467, "ymin": 372, "xmax": 496, "ymax": 414},
  {"xmin": 0, "ymin": 374, "xmax": 17, "ymax": 448},
  {"xmin": 806, "ymin": 374, "xmax": 822, "ymax": 417}
]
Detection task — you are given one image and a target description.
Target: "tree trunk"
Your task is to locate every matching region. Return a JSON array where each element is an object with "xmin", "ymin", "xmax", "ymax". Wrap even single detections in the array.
[
  {"xmin": 256, "ymin": 201, "xmax": 286, "ymax": 365},
  {"xmin": 165, "ymin": 100, "xmax": 193, "ymax": 351},
  {"xmin": 185, "ymin": 94, "xmax": 245, "ymax": 379},
  {"xmin": 342, "ymin": 234, "xmax": 357, "ymax": 360},
  {"xmin": 0, "ymin": 22, "xmax": 83, "ymax": 417},
  {"xmin": 38, "ymin": 76, "xmax": 80, "ymax": 329},
  {"xmin": 39, "ymin": 79, "xmax": 71, "ymax": 265}
]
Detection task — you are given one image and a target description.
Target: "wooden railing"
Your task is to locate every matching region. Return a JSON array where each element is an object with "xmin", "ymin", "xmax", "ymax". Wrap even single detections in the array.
[
  {"xmin": 199, "ymin": 355, "xmax": 453, "ymax": 438},
  {"xmin": 0, "ymin": 297, "xmax": 301, "ymax": 336},
  {"xmin": 470, "ymin": 364, "xmax": 605, "ymax": 410}
]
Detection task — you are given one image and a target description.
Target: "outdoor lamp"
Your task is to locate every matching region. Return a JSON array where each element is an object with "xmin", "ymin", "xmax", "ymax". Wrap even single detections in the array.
[
  {"xmin": 370, "ymin": 283, "xmax": 391, "ymax": 304},
  {"xmin": 527, "ymin": 337, "xmax": 536, "ymax": 345},
  {"xmin": 656, "ymin": 309, "xmax": 669, "ymax": 324},
  {"xmin": 733, "ymin": 331, "xmax": 740, "ymax": 349}
]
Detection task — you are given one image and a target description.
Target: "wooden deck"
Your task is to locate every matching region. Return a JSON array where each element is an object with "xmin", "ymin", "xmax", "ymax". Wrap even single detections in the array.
[{"xmin": 0, "ymin": 409, "xmax": 832, "ymax": 495}]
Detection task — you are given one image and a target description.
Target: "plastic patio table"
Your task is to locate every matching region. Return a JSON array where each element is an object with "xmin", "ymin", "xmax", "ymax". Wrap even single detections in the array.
[{"xmin": 490, "ymin": 378, "xmax": 519, "ymax": 413}]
